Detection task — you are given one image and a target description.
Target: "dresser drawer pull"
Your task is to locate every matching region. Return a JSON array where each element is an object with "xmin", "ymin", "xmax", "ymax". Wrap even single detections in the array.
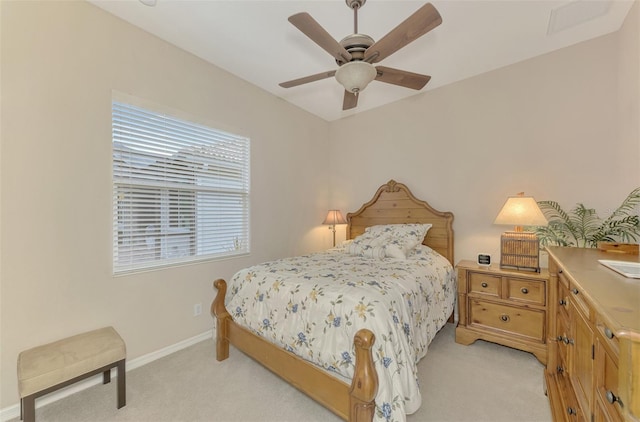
[
  {"xmin": 567, "ymin": 407, "xmax": 577, "ymax": 416},
  {"xmin": 604, "ymin": 327, "xmax": 614, "ymax": 339},
  {"xmin": 606, "ymin": 390, "xmax": 623, "ymax": 407},
  {"xmin": 499, "ymin": 314, "xmax": 510, "ymax": 323},
  {"xmin": 520, "ymin": 287, "xmax": 529, "ymax": 294},
  {"xmin": 556, "ymin": 365, "xmax": 564, "ymax": 374},
  {"xmin": 481, "ymin": 282, "xmax": 488, "ymax": 288},
  {"xmin": 563, "ymin": 337, "xmax": 574, "ymax": 345},
  {"xmin": 571, "ymin": 288, "xmax": 579, "ymax": 295},
  {"xmin": 559, "ymin": 299, "xmax": 566, "ymax": 306},
  {"xmin": 557, "ymin": 335, "xmax": 564, "ymax": 342}
]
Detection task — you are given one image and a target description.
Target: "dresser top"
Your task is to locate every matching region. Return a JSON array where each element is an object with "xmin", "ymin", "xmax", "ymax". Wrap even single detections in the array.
[{"xmin": 546, "ymin": 246, "xmax": 640, "ymax": 338}]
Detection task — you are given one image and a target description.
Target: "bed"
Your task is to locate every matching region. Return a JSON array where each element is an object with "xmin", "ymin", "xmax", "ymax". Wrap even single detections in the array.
[{"xmin": 211, "ymin": 180, "xmax": 455, "ymax": 422}]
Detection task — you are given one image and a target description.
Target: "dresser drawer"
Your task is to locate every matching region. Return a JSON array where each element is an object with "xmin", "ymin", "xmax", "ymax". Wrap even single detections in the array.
[
  {"xmin": 596, "ymin": 340, "xmax": 624, "ymax": 421},
  {"xmin": 558, "ymin": 274, "xmax": 570, "ymax": 321},
  {"xmin": 468, "ymin": 272, "xmax": 500, "ymax": 297},
  {"xmin": 596, "ymin": 316, "xmax": 619, "ymax": 356},
  {"xmin": 507, "ymin": 277, "xmax": 545, "ymax": 305},
  {"xmin": 469, "ymin": 299, "xmax": 545, "ymax": 342},
  {"xmin": 566, "ymin": 277, "xmax": 592, "ymax": 321},
  {"xmin": 559, "ymin": 373, "xmax": 586, "ymax": 421},
  {"xmin": 557, "ymin": 312, "xmax": 571, "ymax": 368}
]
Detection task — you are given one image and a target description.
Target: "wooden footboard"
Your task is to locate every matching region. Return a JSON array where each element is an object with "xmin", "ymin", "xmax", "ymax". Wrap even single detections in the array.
[{"xmin": 211, "ymin": 279, "xmax": 378, "ymax": 422}]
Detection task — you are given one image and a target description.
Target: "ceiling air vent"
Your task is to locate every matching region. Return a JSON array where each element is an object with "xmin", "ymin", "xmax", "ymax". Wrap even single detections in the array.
[{"xmin": 548, "ymin": 0, "xmax": 612, "ymax": 35}]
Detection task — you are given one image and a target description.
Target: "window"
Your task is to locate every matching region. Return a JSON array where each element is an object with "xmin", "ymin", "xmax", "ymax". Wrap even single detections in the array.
[{"xmin": 112, "ymin": 101, "xmax": 250, "ymax": 274}]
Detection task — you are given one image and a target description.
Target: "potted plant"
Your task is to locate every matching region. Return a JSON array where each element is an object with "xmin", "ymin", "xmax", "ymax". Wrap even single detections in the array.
[{"xmin": 529, "ymin": 187, "xmax": 640, "ymax": 248}]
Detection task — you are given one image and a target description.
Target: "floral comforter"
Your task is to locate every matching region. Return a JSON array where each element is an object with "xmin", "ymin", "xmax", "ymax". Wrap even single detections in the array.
[{"xmin": 225, "ymin": 245, "xmax": 456, "ymax": 422}]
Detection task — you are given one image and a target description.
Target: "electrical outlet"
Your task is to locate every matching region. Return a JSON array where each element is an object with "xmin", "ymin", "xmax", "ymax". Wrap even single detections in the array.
[{"xmin": 193, "ymin": 303, "xmax": 202, "ymax": 317}]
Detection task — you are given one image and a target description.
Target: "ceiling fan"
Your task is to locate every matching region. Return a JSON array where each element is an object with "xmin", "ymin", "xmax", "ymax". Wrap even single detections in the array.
[{"xmin": 279, "ymin": 0, "xmax": 442, "ymax": 111}]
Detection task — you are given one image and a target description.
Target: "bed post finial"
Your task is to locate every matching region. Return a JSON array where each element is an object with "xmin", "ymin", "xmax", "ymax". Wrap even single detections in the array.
[
  {"xmin": 211, "ymin": 279, "xmax": 231, "ymax": 361},
  {"xmin": 349, "ymin": 329, "xmax": 378, "ymax": 421}
]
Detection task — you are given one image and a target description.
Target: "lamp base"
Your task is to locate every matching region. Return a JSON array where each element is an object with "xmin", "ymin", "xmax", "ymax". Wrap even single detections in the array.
[{"xmin": 500, "ymin": 231, "xmax": 541, "ymax": 272}]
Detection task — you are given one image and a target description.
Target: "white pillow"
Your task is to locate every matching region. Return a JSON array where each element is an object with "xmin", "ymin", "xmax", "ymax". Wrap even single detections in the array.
[
  {"xmin": 346, "ymin": 231, "xmax": 389, "ymax": 259},
  {"xmin": 364, "ymin": 224, "xmax": 432, "ymax": 259}
]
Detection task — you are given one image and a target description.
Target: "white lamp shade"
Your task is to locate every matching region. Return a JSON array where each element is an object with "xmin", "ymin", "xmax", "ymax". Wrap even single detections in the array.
[
  {"xmin": 494, "ymin": 196, "xmax": 548, "ymax": 227},
  {"xmin": 322, "ymin": 210, "xmax": 347, "ymax": 226},
  {"xmin": 335, "ymin": 62, "xmax": 377, "ymax": 94}
]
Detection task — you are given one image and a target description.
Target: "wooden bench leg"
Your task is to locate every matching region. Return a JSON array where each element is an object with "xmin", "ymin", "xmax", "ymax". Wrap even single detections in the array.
[
  {"xmin": 22, "ymin": 395, "xmax": 35, "ymax": 422},
  {"xmin": 117, "ymin": 359, "xmax": 126, "ymax": 409}
]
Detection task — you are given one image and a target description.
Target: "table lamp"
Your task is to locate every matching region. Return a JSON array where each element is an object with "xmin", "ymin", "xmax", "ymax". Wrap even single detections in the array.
[
  {"xmin": 323, "ymin": 210, "xmax": 347, "ymax": 247},
  {"xmin": 494, "ymin": 193, "xmax": 548, "ymax": 272}
]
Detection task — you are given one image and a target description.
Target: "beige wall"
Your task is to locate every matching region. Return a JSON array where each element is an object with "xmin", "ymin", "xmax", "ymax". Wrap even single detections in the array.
[
  {"xmin": 328, "ymin": 3, "xmax": 640, "ymax": 264},
  {"xmin": 1, "ymin": 0, "xmax": 638, "ymax": 414},
  {"xmin": 619, "ymin": 1, "xmax": 640, "ymax": 184},
  {"xmin": 0, "ymin": 0, "xmax": 329, "ymax": 408}
]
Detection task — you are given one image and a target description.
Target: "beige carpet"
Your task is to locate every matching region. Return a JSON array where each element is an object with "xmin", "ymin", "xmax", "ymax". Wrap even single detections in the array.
[{"xmin": 11, "ymin": 323, "xmax": 552, "ymax": 422}]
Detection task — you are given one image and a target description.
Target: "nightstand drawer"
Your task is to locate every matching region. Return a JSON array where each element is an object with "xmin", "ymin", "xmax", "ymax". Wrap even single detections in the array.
[
  {"xmin": 469, "ymin": 299, "xmax": 545, "ymax": 342},
  {"xmin": 507, "ymin": 277, "xmax": 545, "ymax": 305},
  {"xmin": 468, "ymin": 272, "xmax": 500, "ymax": 297},
  {"xmin": 455, "ymin": 260, "xmax": 548, "ymax": 365}
]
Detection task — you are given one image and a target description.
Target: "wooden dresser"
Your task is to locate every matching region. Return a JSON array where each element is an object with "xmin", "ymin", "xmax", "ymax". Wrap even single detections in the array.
[
  {"xmin": 545, "ymin": 247, "xmax": 640, "ymax": 422},
  {"xmin": 455, "ymin": 260, "xmax": 549, "ymax": 365}
]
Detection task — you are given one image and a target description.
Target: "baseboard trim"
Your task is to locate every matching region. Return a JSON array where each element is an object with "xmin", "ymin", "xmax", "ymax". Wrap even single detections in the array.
[{"xmin": 0, "ymin": 329, "xmax": 214, "ymax": 422}]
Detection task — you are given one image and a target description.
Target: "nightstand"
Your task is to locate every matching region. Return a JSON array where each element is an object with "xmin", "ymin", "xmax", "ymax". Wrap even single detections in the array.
[{"xmin": 455, "ymin": 259, "xmax": 549, "ymax": 364}]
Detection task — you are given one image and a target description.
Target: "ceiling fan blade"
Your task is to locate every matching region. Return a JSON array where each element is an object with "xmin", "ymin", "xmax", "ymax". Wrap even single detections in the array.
[
  {"xmin": 364, "ymin": 3, "xmax": 442, "ymax": 63},
  {"xmin": 343, "ymin": 91, "xmax": 358, "ymax": 110},
  {"xmin": 375, "ymin": 66, "xmax": 431, "ymax": 90},
  {"xmin": 279, "ymin": 70, "xmax": 337, "ymax": 88},
  {"xmin": 288, "ymin": 12, "xmax": 352, "ymax": 63}
]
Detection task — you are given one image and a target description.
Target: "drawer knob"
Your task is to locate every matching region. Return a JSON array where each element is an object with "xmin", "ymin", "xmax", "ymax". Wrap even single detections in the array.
[
  {"xmin": 559, "ymin": 299, "xmax": 566, "ymax": 306},
  {"xmin": 604, "ymin": 327, "xmax": 614, "ymax": 339},
  {"xmin": 481, "ymin": 282, "xmax": 488, "ymax": 288},
  {"xmin": 556, "ymin": 365, "xmax": 564, "ymax": 374},
  {"xmin": 606, "ymin": 390, "xmax": 623, "ymax": 406},
  {"xmin": 563, "ymin": 337, "xmax": 574, "ymax": 345},
  {"xmin": 572, "ymin": 288, "xmax": 579, "ymax": 295},
  {"xmin": 500, "ymin": 314, "xmax": 510, "ymax": 323},
  {"xmin": 520, "ymin": 287, "xmax": 529, "ymax": 294},
  {"xmin": 567, "ymin": 407, "xmax": 576, "ymax": 416}
]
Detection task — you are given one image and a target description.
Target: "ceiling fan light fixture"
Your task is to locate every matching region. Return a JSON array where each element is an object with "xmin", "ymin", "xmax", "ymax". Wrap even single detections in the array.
[{"xmin": 335, "ymin": 61, "xmax": 377, "ymax": 94}]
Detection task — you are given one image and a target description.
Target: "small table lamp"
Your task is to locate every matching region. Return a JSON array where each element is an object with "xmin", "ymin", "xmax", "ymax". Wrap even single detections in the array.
[
  {"xmin": 323, "ymin": 210, "xmax": 347, "ymax": 247},
  {"xmin": 494, "ymin": 193, "xmax": 548, "ymax": 272}
]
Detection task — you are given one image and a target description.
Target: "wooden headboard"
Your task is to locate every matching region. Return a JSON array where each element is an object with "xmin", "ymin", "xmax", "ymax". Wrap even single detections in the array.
[{"xmin": 346, "ymin": 180, "xmax": 455, "ymax": 265}]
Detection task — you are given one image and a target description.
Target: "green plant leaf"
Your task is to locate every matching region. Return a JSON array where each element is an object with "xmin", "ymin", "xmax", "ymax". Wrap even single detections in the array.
[{"xmin": 527, "ymin": 188, "xmax": 640, "ymax": 248}]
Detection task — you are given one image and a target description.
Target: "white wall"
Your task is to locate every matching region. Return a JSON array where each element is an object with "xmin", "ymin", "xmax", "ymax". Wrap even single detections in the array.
[
  {"xmin": 0, "ymin": 0, "xmax": 330, "ymax": 408},
  {"xmin": 328, "ymin": 7, "xmax": 640, "ymax": 264}
]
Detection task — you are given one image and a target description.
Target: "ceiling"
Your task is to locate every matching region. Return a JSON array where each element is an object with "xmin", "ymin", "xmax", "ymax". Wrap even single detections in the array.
[{"xmin": 89, "ymin": 0, "xmax": 635, "ymax": 122}]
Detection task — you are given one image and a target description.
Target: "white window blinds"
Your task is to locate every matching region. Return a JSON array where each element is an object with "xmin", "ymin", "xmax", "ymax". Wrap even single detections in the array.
[{"xmin": 112, "ymin": 101, "xmax": 250, "ymax": 274}]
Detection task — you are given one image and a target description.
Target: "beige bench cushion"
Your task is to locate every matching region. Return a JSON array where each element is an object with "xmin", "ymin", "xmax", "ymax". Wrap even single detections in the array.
[{"xmin": 18, "ymin": 327, "xmax": 126, "ymax": 398}]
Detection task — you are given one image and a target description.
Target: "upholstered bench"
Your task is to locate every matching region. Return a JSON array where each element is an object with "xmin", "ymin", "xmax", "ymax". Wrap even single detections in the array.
[{"xmin": 17, "ymin": 326, "xmax": 126, "ymax": 422}]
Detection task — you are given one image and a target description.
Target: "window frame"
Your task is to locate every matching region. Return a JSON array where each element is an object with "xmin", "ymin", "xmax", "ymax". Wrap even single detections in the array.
[{"xmin": 112, "ymin": 95, "xmax": 250, "ymax": 275}]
